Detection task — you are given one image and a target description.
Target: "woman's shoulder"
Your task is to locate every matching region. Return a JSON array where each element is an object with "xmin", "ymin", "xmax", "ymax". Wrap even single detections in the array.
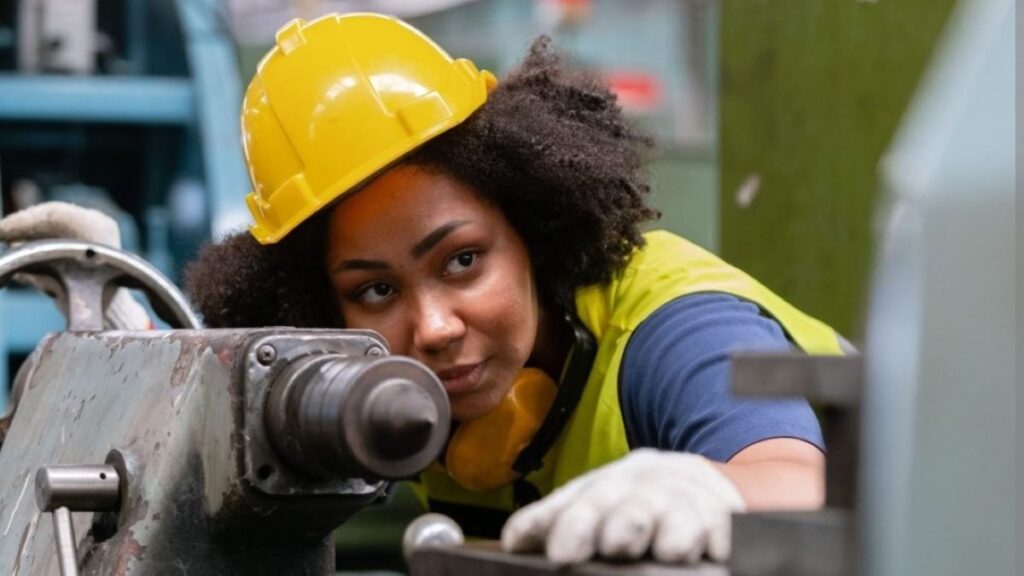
[{"xmin": 574, "ymin": 230, "xmax": 724, "ymax": 335}]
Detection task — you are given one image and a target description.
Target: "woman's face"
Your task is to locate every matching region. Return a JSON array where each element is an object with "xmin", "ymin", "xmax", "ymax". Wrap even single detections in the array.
[{"xmin": 325, "ymin": 164, "xmax": 540, "ymax": 420}]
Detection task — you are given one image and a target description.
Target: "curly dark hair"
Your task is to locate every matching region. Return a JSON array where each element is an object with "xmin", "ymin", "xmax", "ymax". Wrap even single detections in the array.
[{"xmin": 185, "ymin": 37, "xmax": 659, "ymax": 328}]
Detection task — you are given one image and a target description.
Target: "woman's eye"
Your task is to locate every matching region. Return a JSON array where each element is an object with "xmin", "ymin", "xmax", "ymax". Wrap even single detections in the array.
[
  {"xmin": 355, "ymin": 282, "xmax": 394, "ymax": 304},
  {"xmin": 444, "ymin": 251, "xmax": 478, "ymax": 275}
]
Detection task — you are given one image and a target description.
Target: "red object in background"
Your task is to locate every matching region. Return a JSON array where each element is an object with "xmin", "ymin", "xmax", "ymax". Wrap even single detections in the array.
[
  {"xmin": 604, "ymin": 71, "xmax": 663, "ymax": 113},
  {"xmin": 535, "ymin": 0, "xmax": 592, "ymax": 28},
  {"xmin": 552, "ymin": 0, "xmax": 591, "ymax": 9}
]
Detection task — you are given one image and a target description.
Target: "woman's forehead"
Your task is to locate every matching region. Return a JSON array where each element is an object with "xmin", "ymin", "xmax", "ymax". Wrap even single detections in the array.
[{"xmin": 326, "ymin": 164, "xmax": 505, "ymax": 254}]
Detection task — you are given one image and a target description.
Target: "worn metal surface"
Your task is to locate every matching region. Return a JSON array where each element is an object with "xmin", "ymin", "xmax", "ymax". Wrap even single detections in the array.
[
  {"xmin": 0, "ymin": 240, "xmax": 201, "ymax": 448},
  {"xmin": 0, "ymin": 329, "xmax": 443, "ymax": 575},
  {"xmin": 730, "ymin": 510, "xmax": 852, "ymax": 576},
  {"xmin": 410, "ymin": 541, "xmax": 729, "ymax": 576},
  {"xmin": 0, "ymin": 240, "xmax": 201, "ymax": 331}
]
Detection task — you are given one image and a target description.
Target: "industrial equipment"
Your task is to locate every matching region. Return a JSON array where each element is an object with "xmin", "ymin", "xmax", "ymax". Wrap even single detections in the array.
[
  {"xmin": 0, "ymin": 0, "xmax": 1012, "ymax": 574},
  {"xmin": 0, "ymin": 239, "xmax": 451, "ymax": 575},
  {"xmin": 0, "ymin": 0, "xmax": 250, "ymax": 407}
]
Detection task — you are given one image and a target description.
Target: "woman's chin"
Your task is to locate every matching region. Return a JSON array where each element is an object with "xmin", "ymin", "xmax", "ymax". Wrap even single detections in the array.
[{"xmin": 449, "ymin": 393, "xmax": 500, "ymax": 422}]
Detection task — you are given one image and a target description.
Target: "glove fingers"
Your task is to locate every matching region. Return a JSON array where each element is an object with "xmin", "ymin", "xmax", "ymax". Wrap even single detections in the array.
[
  {"xmin": 501, "ymin": 508, "xmax": 550, "ymax": 554},
  {"xmin": 105, "ymin": 290, "xmax": 152, "ymax": 330},
  {"xmin": 597, "ymin": 494, "xmax": 658, "ymax": 560},
  {"xmin": 12, "ymin": 272, "xmax": 65, "ymax": 300},
  {"xmin": 503, "ymin": 450, "xmax": 743, "ymax": 566},
  {"xmin": 658, "ymin": 459, "xmax": 739, "ymax": 563},
  {"xmin": 501, "ymin": 476, "xmax": 588, "ymax": 554},
  {"xmin": 705, "ymin": 508, "xmax": 733, "ymax": 563},
  {"xmin": 0, "ymin": 202, "xmax": 121, "ymax": 247},
  {"xmin": 651, "ymin": 498, "xmax": 707, "ymax": 564},
  {"xmin": 544, "ymin": 498, "xmax": 600, "ymax": 563},
  {"xmin": 544, "ymin": 479, "xmax": 629, "ymax": 563}
]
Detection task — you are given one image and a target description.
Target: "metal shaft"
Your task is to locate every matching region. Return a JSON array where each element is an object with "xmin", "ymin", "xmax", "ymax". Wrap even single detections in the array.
[{"xmin": 52, "ymin": 507, "xmax": 78, "ymax": 576}]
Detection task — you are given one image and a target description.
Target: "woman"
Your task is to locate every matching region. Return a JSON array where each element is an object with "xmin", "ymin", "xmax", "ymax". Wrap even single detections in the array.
[
  {"xmin": 2, "ymin": 13, "xmax": 841, "ymax": 565},
  {"xmin": 188, "ymin": 13, "xmax": 840, "ymax": 564}
]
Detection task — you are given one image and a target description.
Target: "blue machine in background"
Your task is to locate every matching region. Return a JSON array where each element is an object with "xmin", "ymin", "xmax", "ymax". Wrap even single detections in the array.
[{"xmin": 0, "ymin": 0, "xmax": 249, "ymax": 408}]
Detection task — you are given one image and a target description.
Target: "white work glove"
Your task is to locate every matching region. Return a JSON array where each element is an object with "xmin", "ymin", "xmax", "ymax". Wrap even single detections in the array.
[
  {"xmin": 0, "ymin": 202, "xmax": 152, "ymax": 330},
  {"xmin": 501, "ymin": 448, "xmax": 745, "ymax": 564}
]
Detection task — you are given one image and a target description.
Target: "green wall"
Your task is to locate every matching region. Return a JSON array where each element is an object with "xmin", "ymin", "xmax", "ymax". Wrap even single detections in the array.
[{"xmin": 719, "ymin": 0, "xmax": 956, "ymax": 338}]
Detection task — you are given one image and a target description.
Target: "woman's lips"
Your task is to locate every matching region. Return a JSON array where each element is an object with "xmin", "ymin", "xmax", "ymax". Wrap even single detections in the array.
[{"xmin": 436, "ymin": 361, "xmax": 486, "ymax": 396}]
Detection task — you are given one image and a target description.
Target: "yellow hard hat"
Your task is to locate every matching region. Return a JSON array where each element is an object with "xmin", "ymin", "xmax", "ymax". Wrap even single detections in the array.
[{"xmin": 241, "ymin": 13, "xmax": 497, "ymax": 244}]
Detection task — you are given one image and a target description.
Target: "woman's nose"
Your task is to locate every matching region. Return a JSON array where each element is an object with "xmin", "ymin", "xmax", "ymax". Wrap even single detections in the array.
[{"xmin": 411, "ymin": 295, "xmax": 466, "ymax": 354}]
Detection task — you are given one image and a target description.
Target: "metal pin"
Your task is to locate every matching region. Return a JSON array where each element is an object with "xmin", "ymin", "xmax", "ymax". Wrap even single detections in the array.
[{"xmin": 52, "ymin": 507, "xmax": 78, "ymax": 576}]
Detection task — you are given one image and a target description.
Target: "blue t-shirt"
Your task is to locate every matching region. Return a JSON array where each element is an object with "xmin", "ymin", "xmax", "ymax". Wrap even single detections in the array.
[{"xmin": 619, "ymin": 293, "xmax": 825, "ymax": 461}]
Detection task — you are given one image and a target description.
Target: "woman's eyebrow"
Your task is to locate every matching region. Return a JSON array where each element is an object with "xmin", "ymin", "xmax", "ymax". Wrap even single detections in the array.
[
  {"xmin": 410, "ymin": 220, "xmax": 469, "ymax": 258},
  {"xmin": 334, "ymin": 259, "xmax": 389, "ymax": 272}
]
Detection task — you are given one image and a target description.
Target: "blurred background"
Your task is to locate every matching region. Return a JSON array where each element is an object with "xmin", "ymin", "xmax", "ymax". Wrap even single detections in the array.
[
  {"xmin": 0, "ymin": 0, "xmax": 1013, "ymax": 574},
  {"xmin": 0, "ymin": 0, "xmax": 961, "ymax": 399}
]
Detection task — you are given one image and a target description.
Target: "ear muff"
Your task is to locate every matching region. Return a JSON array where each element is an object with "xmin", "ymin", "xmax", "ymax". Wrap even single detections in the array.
[{"xmin": 444, "ymin": 368, "xmax": 558, "ymax": 491}]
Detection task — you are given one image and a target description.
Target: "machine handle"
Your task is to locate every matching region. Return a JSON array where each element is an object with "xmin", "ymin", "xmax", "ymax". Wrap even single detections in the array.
[{"xmin": 35, "ymin": 464, "xmax": 121, "ymax": 576}]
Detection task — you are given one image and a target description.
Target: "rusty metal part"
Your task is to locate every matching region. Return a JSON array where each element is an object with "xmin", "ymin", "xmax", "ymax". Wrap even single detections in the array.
[
  {"xmin": 0, "ymin": 239, "xmax": 201, "ymax": 330},
  {"xmin": 0, "ymin": 343, "xmax": 37, "ymax": 446},
  {"xmin": 0, "ymin": 240, "xmax": 202, "ymax": 450},
  {"xmin": 0, "ymin": 329, "xmax": 449, "ymax": 574}
]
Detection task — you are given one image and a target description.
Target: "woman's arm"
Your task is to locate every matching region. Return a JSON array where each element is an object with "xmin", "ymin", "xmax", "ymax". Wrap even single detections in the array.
[
  {"xmin": 619, "ymin": 293, "xmax": 830, "ymax": 511},
  {"xmin": 712, "ymin": 437, "xmax": 825, "ymax": 510}
]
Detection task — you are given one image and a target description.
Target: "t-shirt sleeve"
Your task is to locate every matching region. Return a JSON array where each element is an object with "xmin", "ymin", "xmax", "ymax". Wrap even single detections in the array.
[{"xmin": 619, "ymin": 292, "xmax": 825, "ymax": 461}]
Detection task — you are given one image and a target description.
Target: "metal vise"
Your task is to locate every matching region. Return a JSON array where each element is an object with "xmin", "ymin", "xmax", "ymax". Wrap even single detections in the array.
[{"xmin": 0, "ymin": 241, "xmax": 450, "ymax": 575}]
